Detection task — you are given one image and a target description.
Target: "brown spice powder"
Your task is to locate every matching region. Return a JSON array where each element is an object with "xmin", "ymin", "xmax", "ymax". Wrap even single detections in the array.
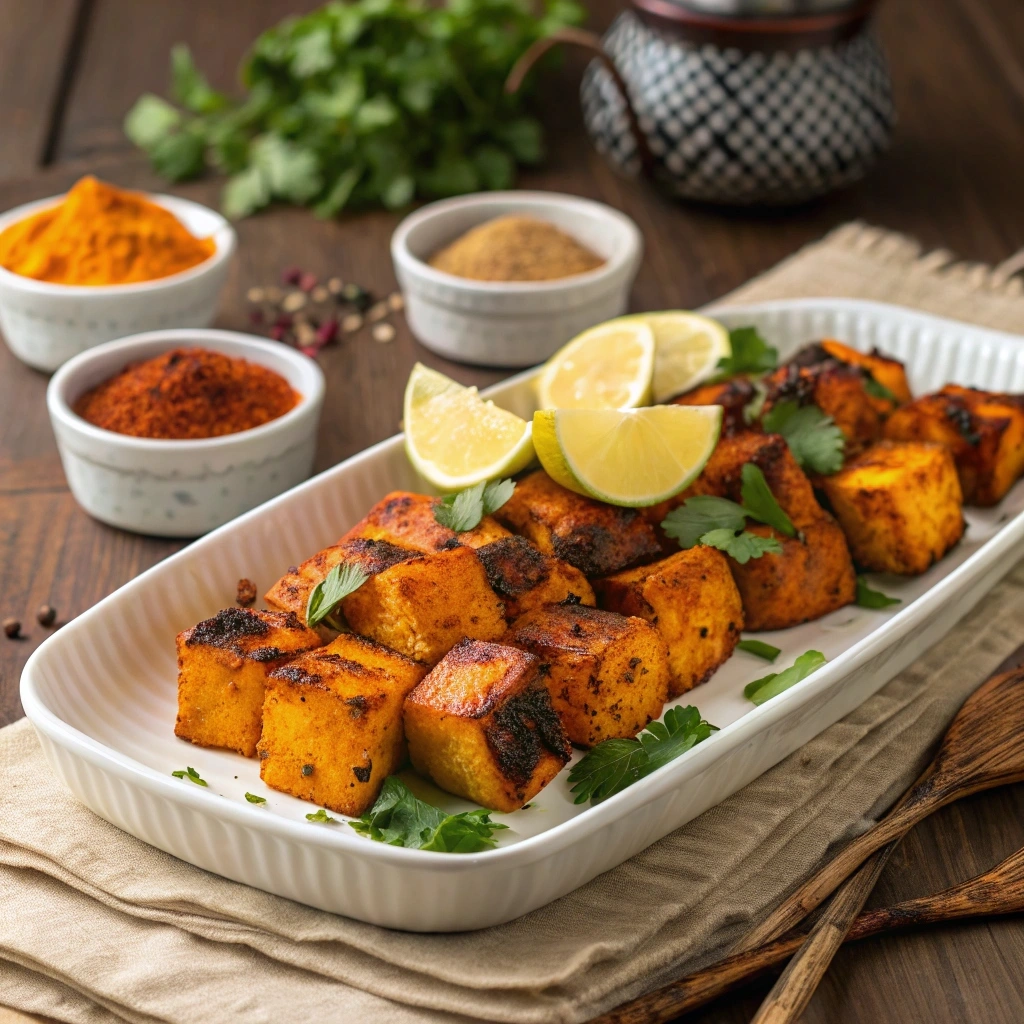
[{"xmin": 428, "ymin": 215, "xmax": 605, "ymax": 282}]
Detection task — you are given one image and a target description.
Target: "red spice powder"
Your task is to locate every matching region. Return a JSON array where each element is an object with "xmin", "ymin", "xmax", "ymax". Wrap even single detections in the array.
[{"xmin": 74, "ymin": 347, "xmax": 300, "ymax": 439}]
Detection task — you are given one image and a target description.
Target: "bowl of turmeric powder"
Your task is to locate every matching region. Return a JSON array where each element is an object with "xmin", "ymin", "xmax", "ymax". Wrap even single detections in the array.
[
  {"xmin": 391, "ymin": 191, "xmax": 642, "ymax": 367},
  {"xmin": 0, "ymin": 176, "xmax": 235, "ymax": 372}
]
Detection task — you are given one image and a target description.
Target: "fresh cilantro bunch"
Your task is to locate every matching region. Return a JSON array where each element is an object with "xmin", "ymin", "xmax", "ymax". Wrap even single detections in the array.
[
  {"xmin": 351, "ymin": 776, "xmax": 508, "ymax": 852},
  {"xmin": 124, "ymin": 0, "xmax": 585, "ymax": 218}
]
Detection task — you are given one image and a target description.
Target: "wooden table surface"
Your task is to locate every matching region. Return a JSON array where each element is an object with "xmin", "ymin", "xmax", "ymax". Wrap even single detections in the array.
[{"xmin": 2, "ymin": 0, "xmax": 1024, "ymax": 1021}]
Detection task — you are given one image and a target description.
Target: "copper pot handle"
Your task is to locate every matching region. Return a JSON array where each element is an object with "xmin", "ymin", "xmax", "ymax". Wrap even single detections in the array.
[{"xmin": 505, "ymin": 27, "xmax": 656, "ymax": 176}]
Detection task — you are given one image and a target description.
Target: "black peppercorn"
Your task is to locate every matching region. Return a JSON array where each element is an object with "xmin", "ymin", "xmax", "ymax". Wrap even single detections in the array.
[
  {"xmin": 37, "ymin": 604, "xmax": 57, "ymax": 627},
  {"xmin": 301, "ymin": 764, "xmax": 314, "ymax": 776},
  {"xmin": 3, "ymin": 618, "xmax": 21, "ymax": 639}
]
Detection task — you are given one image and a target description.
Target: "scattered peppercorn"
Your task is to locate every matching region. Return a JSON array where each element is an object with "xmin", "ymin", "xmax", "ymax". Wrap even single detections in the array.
[
  {"xmin": 236, "ymin": 579, "xmax": 257, "ymax": 607},
  {"xmin": 3, "ymin": 618, "xmax": 22, "ymax": 639},
  {"xmin": 301, "ymin": 764, "xmax": 314, "ymax": 776},
  {"xmin": 36, "ymin": 604, "xmax": 57, "ymax": 627}
]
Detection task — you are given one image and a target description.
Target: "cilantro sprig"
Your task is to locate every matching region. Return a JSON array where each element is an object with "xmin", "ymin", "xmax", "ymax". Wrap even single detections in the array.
[
  {"xmin": 744, "ymin": 650, "xmax": 827, "ymax": 706},
  {"xmin": 714, "ymin": 327, "xmax": 778, "ymax": 381},
  {"xmin": 434, "ymin": 479, "xmax": 515, "ymax": 533},
  {"xmin": 306, "ymin": 808, "xmax": 339, "ymax": 824},
  {"xmin": 662, "ymin": 464, "xmax": 796, "ymax": 564},
  {"xmin": 762, "ymin": 400, "xmax": 845, "ymax": 475},
  {"xmin": 171, "ymin": 766, "xmax": 208, "ymax": 787},
  {"xmin": 244, "ymin": 792, "xmax": 267, "ymax": 805},
  {"xmin": 863, "ymin": 376, "xmax": 897, "ymax": 402},
  {"xmin": 569, "ymin": 705, "xmax": 718, "ymax": 805},
  {"xmin": 351, "ymin": 777, "xmax": 508, "ymax": 852},
  {"xmin": 855, "ymin": 577, "xmax": 902, "ymax": 609},
  {"xmin": 306, "ymin": 562, "xmax": 369, "ymax": 629}
]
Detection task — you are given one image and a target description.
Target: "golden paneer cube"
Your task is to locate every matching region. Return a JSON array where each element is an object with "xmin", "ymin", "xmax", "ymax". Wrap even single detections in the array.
[
  {"xmin": 258, "ymin": 634, "xmax": 427, "ymax": 816},
  {"xmin": 476, "ymin": 535, "xmax": 596, "ymax": 621},
  {"xmin": 729, "ymin": 518, "xmax": 856, "ymax": 630},
  {"xmin": 671, "ymin": 377, "xmax": 759, "ymax": 436},
  {"xmin": 504, "ymin": 605, "xmax": 669, "ymax": 748},
  {"xmin": 594, "ymin": 547, "xmax": 743, "ymax": 697},
  {"xmin": 342, "ymin": 545, "xmax": 506, "ymax": 665},
  {"xmin": 404, "ymin": 639, "xmax": 571, "ymax": 811},
  {"xmin": 821, "ymin": 440, "xmax": 965, "ymax": 575},
  {"xmin": 175, "ymin": 608, "xmax": 322, "ymax": 757},
  {"xmin": 341, "ymin": 490, "xmax": 511, "ymax": 553},
  {"xmin": 494, "ymin": 470, "xmax": 663, "ymax": 577},
  {"xmin": 884, "ymin": 385, "xmax": 1024, "ymax": 506},
  {"xmin": 818, "ymin": 340, "xmax": 912, "ymax": 407},
  {"xmin": 264, "ymin": 536, "xmax": 419, "ymax": 622}
]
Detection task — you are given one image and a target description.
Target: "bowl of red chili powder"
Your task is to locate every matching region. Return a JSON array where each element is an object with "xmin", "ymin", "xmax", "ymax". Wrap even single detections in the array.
[{"xmin": 47, "ymin": 330, "xmax": 324, "ymax": 536}]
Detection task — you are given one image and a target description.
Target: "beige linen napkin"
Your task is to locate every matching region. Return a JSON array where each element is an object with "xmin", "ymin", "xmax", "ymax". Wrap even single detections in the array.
[{"xmin": 4, "ymin": 222, "xmax": 1024, "ymax": 1024}]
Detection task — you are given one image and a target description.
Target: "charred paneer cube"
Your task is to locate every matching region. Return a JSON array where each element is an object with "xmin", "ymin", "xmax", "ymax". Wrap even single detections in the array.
[
  {"xmin": 258, "ymin": 634, "xmax": 427, "ymax": 816},
  {"xmin": 672, "ymin": 377, "xmax": 759, "ymax": 436},
  {"xmin": 821, "ymin": 440, "xmax": 964, "ymax": 575},
  {"xmin": 342, "ymin": 545, "xmax": 506, "ymax": 665},
  {"xmin": 341, "ymin": 490, "xmax": 511, "ymax": 553},
  {"xmin": 503, "ymin": 604, "xmax": 669, "ymax": 748},
  {"xmin": 476, "ymin": 535, "xmax": 596, "ymax": 621},
  {"xmin": 494, "ymin": 470, "xmax": 663, "ymax": 577},
  {"xmin": 884, "ymin": 385, "xmax": 1024, "ymax": 506},
  {"xmin": 404, "ymin": 639, "xmax": 571, "ymax": 811},
  {"xmin": 818, "ymin": 340, "xmax": 912, "ymax": 407},
  {"xmin": 594, "ymin": 547, "xmax": 743, "ymax": 697},
  {"xmin": 175, "ymin": 608, "xmax": 322, "ymax": 757}
]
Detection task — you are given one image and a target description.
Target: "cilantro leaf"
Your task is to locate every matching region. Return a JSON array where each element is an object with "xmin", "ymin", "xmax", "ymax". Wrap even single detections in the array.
[
  {"xmin": 124, "ymin": 94, "xmax": 181, "ymax": 149},
  {"xmin": 739, "ymin": 464, "xmax": 798, "ymax": 538},
  {"xmin": 744, "ymin": 650, "xmax": 827, "ymax": 706},
  {"xmin": 856, "ymin": 577, "xmax": 902, "ymax": 609},
  {"xmin": 714, "ymin": 327, "xmax": 778, "ymax": 380},
  {"xmin": 743, "ymin": 379, "xmax": 769, "ymax": 425},
  {"xmin": 244, "ymin": 792, "xmax": 267, "ymax": 804},
  {"xmin": 863, "ymin": 376, "xmax": 897, "ymax": 402},
  {"xmin": 171, "ymin": 44, "xmax": 227, "ymax": 115},
  {"xmin": 569, "ymin": 705, "xmax": 718, "ymax": 804},
  {"xmin": 350, "ymin": 777, "xmax": 508, "ymax": 852},
  {"xmin": 737, "ymin": 639, "xmax": 781, "ymax": 662},
  {"xmin": 306, "ymin": 808, "xmax": 339, "ymax": 824},
  {"xmin": 698, "ymin": 527, "xmax": 783, "ymax": 564},
  {"xmin": 434, "ymin": 479, "xmax": 514, "ymax": 533},
  {"xmin": 661, "ymin": 496, "xmax": 747, "ymax": 549},
  {"xmin": 482, "ymin": 478, "xmax": 515, "ymax": 516},
  {"xmin": 171, "ymin": 766, "xmax": 208, "ymax": 787},
  {"xmin": 762, "ymin": 401, "xmax": 845, "ymax": 476},
  {"xmin": 306, "ymin": 562, "xmax": 369, "ymax": 628}
]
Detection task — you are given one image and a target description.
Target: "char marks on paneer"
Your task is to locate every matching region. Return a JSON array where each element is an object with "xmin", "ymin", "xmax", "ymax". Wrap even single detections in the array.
[
  {"xmin": 175, "ymin": 608, "xmax": 322, "ymax": 757},
  {"xmin": 403, "ymin": 639, "xmax": 571, "ymax": 811},
  {"xmin": 495, "ymin": 470, "xmax": 663, "ymax": 577},
  {"xmin": 672, "ymin": 377, "xmax": 759, "ymax": 436},
  {"xmin": 595, "ymin": 547, "xmax": 743, "ymax": 697},
  {"xmin": 258, "ymin": 634, "xmax": 427, "ymax": 816},
  {"xmin": 504, "ymin": 604, "xmax": 669, "ymax": 748},
  {"xmin": 821, "ymin": 440, "xmax": 965, "ymax": 574}
]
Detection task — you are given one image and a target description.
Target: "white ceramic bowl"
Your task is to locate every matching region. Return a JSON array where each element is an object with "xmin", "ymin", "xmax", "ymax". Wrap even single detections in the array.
[
  {"xmin": 47, "ymin": 330, "xmax": 325, "ymax": 538},
  {"xmin": 0, "ymin": 192, "xmax": 236, "ymax": 372},
  {"xmin": 391, "ymin": 191, "xmax": 643, "ymax": 367}
]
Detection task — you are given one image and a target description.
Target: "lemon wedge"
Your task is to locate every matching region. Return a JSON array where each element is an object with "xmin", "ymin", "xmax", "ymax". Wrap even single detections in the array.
[
  {"xmin": 533, "ymin": 405, "xmax": 722, "ymax": 507},
  {"xmin": 536, "ymin": 319, "xmax": 655, "ymax": 411},
  {"xmin": 403, "ymin": 363, "xmax": 535, "ymax": 490},
  {"xmin": 641, "ymin": 311, "xmax": 731, "ymax": 403}
]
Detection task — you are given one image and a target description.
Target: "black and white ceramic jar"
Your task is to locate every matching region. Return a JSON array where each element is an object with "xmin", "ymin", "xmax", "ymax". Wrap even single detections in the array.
[{"xmin": 572, "ymin": 0, "xmax": 895, "ymax": 205}]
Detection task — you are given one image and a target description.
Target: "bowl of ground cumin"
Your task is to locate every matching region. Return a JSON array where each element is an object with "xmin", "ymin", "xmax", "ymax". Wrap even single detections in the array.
[
  {"xmin": 47, "ymin": 330, "xmax": 324, "ymax": 537},
  {"xmin": 0, "ymin": 177, "xmax": 236, "ymax": 372},
  {"xmin": 391, "ymin": 191, "xmax": 642, "ymax": 367}
]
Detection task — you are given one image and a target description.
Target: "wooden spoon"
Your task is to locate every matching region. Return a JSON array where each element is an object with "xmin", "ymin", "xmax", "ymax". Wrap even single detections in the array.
[{"xmin": 589, "ymin": 842, "xmax": 1024, "ymax": 1024}]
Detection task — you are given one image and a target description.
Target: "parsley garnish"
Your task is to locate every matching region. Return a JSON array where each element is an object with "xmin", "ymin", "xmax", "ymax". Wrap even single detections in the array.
[
  {"xmin": 713, "ymin": 327, "xmax": 778, "ymax": 380},
  {"xmin": 698, "ymin": 527, "xmax": 783, "ymax": 565},
  {"xmin": 350, "ymin": 777, "xmax": 508, "ymax": 852},
  {"xmin": 855, "ymin": 577, "xmax": 902, "ymax": 608},
  {"xmin": 737, "ymin": 639, "xmax": 781, "ymax": 662},
  {"xmin": 762, "ymin": 400, "xmax": 845, "ymax": 475},
  {"xmin": 306, "ymin": 808, "xmax": 339, "ymax": 824},
  {"xmin": 171, "ymin": 766, "xmax": 208, "ymax": 787},
  {"xmin": 569, "ymin": 705, "xmax": 718, "ymax": 804},
  {"xmin": 739, "ymin": 463, "xmax": 797, "ymax": 538},
  {"xmin": 863, "ymin": 375, "xmax": 896, "ymax": 402},
  {"xmin": 244, "ymin": 792, "xmax": 267, "ymax": 804},
  {"xmin": 306, "ymin": 562, "xmax": 369, "ymax": 629},
  {"xmin": 744, "ymin": 650, "xmax": 827, "ymax": 706},
  {"xmin": 433, "ymin": 478, "xmax": 515, "ymax": 533}
]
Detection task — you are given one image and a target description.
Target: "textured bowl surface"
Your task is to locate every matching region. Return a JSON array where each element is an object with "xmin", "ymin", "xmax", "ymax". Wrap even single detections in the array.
[
  {"xmin": 0, "ymin": 192, "xmax": 236, "ymax": 371},
  {"xmin": 391, "ymin": 191, "xmax": 643, "ymax": 367},
  {"xmin": 21, "ymin": 299, "xmax": 1024, "ymax": 931},
  {"xmin": 46, "ymin": 330, "xmax": 325, "ymax": 537}
]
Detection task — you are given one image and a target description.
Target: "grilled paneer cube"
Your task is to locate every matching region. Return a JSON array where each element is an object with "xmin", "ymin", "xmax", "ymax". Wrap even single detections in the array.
[
  {"xmin": 494, "ymin": 470, "xmax": 663, "ymax": 577},
  {"xmin": 258, "ymin": 634, "xmax": 427, "ymax": 816},
  {"xmin": 342, "ymin": 545, "xmax": 506, "ymax": 665},
  {"xmin": 341, "ymin": 490, "xmax": 511, "ymax": 552},
  {"xmin": 175, "ymin": 608, "xmax": 321, "ymax": 757},
  {"xmin": 504, "ymin": 605, "xmax": 669, "ymax": 748},
  {"xmin": 594, "ymin": 547, "xmax": 743, "ymax": 697},
  {"xmin": 476, "ymin": 535, "xmax": 596, "ymax": 621},
  {"xmin": 817, "ymin": 340, "xmax": 912, "ymax": 407},
  {"xmin": 404, "ymin": 639, "xmax": 571, "ymax": 811},
  {"xmin": 672, "ymin": 377, "xmax": 759, "ymax": 436},
  {"xmin": 884, "ymin": 385, "xmax": 1024, "ymax": 506},
  {"xmin": 821, "ymin": 440, "xmax": 964, "ymax": 574}
]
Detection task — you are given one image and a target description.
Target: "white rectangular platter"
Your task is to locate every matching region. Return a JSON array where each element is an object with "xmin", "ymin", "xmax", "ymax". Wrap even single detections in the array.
[{"xmin": 21, "ymin": 298, "xmax": 1024, "ymax": 932}]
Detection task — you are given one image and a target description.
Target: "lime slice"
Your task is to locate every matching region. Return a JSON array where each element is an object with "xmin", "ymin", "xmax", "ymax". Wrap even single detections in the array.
[
  {"xmin": 533, "ymin": 405, "xmax": 722, "ymax": 507},
  {"xmin": 640, "ymin": 311, "xmax": 731, "ymax": 403},
  {"xmin": 536, "ymin": 319, "xmax": 655, "ymax": 411},
  {"xmin": 404, "ymin": 363, "xmax": 535, "ymax": 490}
]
